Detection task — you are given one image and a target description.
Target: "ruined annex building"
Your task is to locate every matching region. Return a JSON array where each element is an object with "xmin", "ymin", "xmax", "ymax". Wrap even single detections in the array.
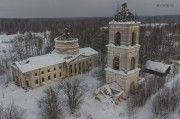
[{"xmin": 11, "ymin": 29, "xmax": 98, "ymax": 89}]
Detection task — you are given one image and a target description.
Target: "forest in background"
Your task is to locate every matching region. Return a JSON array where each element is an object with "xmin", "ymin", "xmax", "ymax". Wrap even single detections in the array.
[{"xmin": 0, "ymin": 15, "xmax": 180, "ymax": 79}]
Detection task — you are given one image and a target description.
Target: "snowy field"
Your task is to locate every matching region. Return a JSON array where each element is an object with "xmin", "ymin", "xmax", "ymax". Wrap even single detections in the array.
[
  {"xmin": 0, "ymin": 67, "xmax": 126, "ymax": 119},
  {"xmin": 0, "ymin": 67, "xmax": 180, "ymax": 119},
  {"xmin": 0, "ymin": 34, "xmax": 17, "ymax": 56}
]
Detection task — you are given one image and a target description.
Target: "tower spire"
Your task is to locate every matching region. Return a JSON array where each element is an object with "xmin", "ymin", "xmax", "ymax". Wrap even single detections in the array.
[{"xmin": 114, "ymin": 3, "xmax": 136, "ymax": 22}]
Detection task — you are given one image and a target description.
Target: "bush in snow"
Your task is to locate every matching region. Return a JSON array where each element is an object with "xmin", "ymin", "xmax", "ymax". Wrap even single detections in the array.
[
  {"xmin": 151, "ymin": 80, "xmax": 180, "ymax": 119},
  {"xmin": 126, "ymin": 76, "xmax": 166, "ymax": 117},
  {"xmin": 126, "ymin": 97, "xmax": 137, "ymax": 119},
  {"xmin": 58, "ymin": 78, "xmax": 84, "ymax": 114},
  {"xmin": 38, "ymin": 86, "xmax": 62, "ymax": 119},
  {"xmin": 1, "ymin": 102, "xmax": 25, "ymax": 119},
  {"xmin": 0, "ymin": 104, "xmax": 3, "ymax": 119},
  {"xmin": 86, "ymin": 114, "xmax": 93, "ymax": 119}
]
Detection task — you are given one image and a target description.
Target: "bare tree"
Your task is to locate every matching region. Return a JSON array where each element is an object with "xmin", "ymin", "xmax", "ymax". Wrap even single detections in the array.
[
  {"xmin": 126, "ymin": 97, "xmax": 137, "ymax": 119},
  {"xmin": 151, "ymin": 79, "xmax": 180, "ymax": 119},
  {"xmin": 0, "ymin": 104, "xmax": 3, "ymax": 119},
  {"xmin": 58, "ymin": 79, "xmax": 84, "ymax": 114},
  {"xmin": 3, "ymin": 102, "xmax": 25, "ymax": 119},
  {"xmin": 38, "ymin": 86, "xmax": 62, "ymax": 119}
]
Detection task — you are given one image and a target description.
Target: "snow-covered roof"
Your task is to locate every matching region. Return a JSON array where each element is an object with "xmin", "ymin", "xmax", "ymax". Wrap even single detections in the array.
[
  {"xmin": 105, "ymin": 67, "xmax": 140, "ymax": 76},
  {"xmin": 109, "ymin": 21, "xmax": 141, "ymax": 25},
  {"xmin": 108, "ymin": 82, "xmax": 122, "ymax": 92},
  {"xmin": 13, "ymin": 47, "xmax": 98, "ymax": 73},
  {"xmin": 79, "ymin": 47, "xmax": 98, "ymax": 56},
  {"xmin": 106, "ymin": 43, "xmax": 140, "ymax": 49},
  {"xmin": 145, "ymin": 60, "xmax": 171, "ymax": 74}
]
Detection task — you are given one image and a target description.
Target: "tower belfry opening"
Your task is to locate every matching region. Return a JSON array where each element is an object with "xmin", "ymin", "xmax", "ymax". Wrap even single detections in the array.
[
  {"xmin": 115, "ymin": 32, "xmax": 121, "ymax": 46},
  {"xmin": 132, "ymin": 32, "xmax": 136, "ymax": 46},
  {"xmin": 113, "ymin": 57, "xmax": 119, "ymax": 70}
]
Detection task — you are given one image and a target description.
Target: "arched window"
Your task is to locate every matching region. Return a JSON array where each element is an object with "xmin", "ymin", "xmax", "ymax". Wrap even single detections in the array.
[
  {"xmin": 113, "ymin": 57, "xmax": 119, "ymax": 70},
  {"xmin": 114, "ymin": 32, "xmax": 121, "ymax": 46},
  {"xmin": 131, "ymin": 57, "xmax": 135, "ymax": 70},
  {"xmin": 132, "ymin": 32, "xmax": 136, "ymax": 46}
]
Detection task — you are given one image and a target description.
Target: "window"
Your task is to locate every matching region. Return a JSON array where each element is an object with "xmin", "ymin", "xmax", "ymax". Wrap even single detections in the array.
[
  {"xmin": 35, "ymin": 73, "xmax": 37, "ymax": 76},
  {"xmin": 59, "ymin": 72, "xmax": 61, "ymax": 77},
  {"xmin": 41, "ymin": 71, "xmax": 44, "ymax": 74},
  {"xmin": 42, "ymin": 78, "xmax": 44, "ymax": 82},
  {"xmin": 113, "ymin": 57, "xmax": 119, "ymax": 70},
  {"xmin": 89, "ymin": 59, "xmax": 92, "ymax": 67},
  {"xmin": 54, "ymin": 68, "xmax": 56, "ymax": 71},
  {"xmin": 48, "ymin": 76, "xmax": 50, "ymax": 80},
  {"xmin": 70, "ymin": 65, "xmax": 72, "ymax": 75},
  {"xmin": 79, "ymin": 63, "xmax": 81, "ymax": 74},
  {"xmin": 74, "ymin": 64, "xmax": 76, "ymax": 74},
  {"xmin": 86, "ymin": 61, "xmax": 88, "ymax": 70},
  {"xmin": 82, "ymin": 62, "xmax": 85, "ymax": 72},
  {"xmin": 114, "ymin": 32, "xmax": 121, "ymax": 46},
  {"xmin": 54, "ymin": 74, "xmax": 56, "ymax": 78},
  {"xmin": 59, "ymin": 66, "xmax": 61, "ymax": 69},
  {"xmin": 48, "ymin": 69, "xmax": 50, "ymax": 72},
  {"xmin": 132, "ymin": 32, "xmax": 136, "ymax": 46},
  {"xmin": 35, "ymin": 80, "xmax": 38, "ymax": 84},
  {"xmin": 131, "ymin": 58, "xmax": 135, "ymax": 70}
]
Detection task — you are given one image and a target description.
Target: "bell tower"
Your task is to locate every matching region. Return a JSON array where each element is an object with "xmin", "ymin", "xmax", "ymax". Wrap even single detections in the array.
[{"xmin": 105, "ymin": 3, "xmax": 140, "ymax": 98}]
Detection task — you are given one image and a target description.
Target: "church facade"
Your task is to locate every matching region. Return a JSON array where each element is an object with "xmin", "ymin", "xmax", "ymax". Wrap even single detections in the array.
[
  {"xmin": 11, "ymin": 29, "xmax": 98, "ymax": 89},
  {"xmin": 105, "ymin": 3, "xmax": 141, "ymax": 98}
]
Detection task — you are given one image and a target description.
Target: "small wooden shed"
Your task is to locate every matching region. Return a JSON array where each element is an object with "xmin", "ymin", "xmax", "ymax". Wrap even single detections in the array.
[{"xmin": 145, "ymin": 60, "xmax": 171, "ymax": 77}]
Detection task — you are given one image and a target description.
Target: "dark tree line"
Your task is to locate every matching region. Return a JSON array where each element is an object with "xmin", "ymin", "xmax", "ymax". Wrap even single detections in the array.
[{"xmin": 0, "ymin": 18, "xmax": 111, "ymax": 35}]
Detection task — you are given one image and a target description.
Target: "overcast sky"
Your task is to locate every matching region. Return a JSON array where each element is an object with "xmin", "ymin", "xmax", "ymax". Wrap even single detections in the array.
[{"xmin": 0, "ymin": 0, "xmax": 179, "ymax": 18}]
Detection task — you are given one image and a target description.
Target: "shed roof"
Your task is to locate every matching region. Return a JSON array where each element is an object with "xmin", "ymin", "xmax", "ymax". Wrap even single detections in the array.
[{"xmin": 145, "ymin": 60, "xmax": 171, "ymax": 74}]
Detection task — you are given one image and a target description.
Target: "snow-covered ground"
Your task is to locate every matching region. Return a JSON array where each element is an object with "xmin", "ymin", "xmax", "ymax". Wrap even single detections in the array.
[
  {"xmin": 0, "ymin": 34, "xmax": 17, "ymax": 56},
  {"xmin": 0, "ymin": 32, "xmax": 50, "ymax": 57},
  {"xmin": 0, "ymin": 67, "xmax": 128, "ymax": 119},
  {"xmin": 0, "ymin": 67, "xmax": 125, "ymax": 119},
  {"xmin": 0, "ymin": 67, "xmax": 179, "ymax": 119}
]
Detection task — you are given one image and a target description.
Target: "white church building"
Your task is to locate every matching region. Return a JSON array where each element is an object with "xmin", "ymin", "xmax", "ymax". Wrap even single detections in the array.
[{"xmin": 11, "ymin": 29, "xmax": 99, "ymax": 89}]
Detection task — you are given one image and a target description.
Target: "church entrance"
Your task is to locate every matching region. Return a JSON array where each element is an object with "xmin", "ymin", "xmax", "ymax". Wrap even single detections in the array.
[
  {"xmin": 26, "ymin": 80, "xmax": 29, "ymax": 88},
  {"xmin": 130, "ymin": 82, "xmax": 136, "ymax": 94}
]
